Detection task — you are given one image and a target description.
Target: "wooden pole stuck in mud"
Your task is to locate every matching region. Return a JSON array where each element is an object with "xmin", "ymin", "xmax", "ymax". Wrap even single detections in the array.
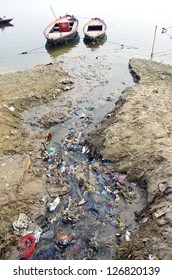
[{"xmin": 151, "ymin": 25, "xmax": 158, "ymax": 59}]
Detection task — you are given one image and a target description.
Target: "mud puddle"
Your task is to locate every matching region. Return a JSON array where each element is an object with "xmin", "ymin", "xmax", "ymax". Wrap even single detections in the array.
[{"xmin": 16, "ymin": 49, "xmax": 147, "ymax": 260}]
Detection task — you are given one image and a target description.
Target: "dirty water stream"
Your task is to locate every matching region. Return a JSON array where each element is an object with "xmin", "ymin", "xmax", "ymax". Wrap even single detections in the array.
[{"xmin": 19, "ymin": 45, "xmax": 147, "ymax": 260}]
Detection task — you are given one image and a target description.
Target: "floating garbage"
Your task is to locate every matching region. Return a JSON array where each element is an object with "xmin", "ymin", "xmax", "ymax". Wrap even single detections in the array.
[
  {"xmin": 46, "ymin": 131, "xmax": 53, "ymax": 144},
  {"xmin": 33, "ymin": 228, "xmax": 42, "ymax": 243},
  {"xmin": 118, "ymin": 216, "xmax": 125, "ymax": 232},
  {"xmin": 41, "ymin": 230, "xmax": 55, "ymax": 240},
  {"xmin": 47, "ymin": 147, "xmax": 56, "ymax": 154},
  {"xmin": 23, "ymin": 125, "xmax": 147, "ymax": 260},
  {"xmin": 33, "ymin": 246, "xmax": 56, "ymax": 260},
  {"xmin": 115, "ymin": 233, "xmax": 122, "ymax": 245},
  {"xmin": 77, "ymin": 198, "xmax": 87, "ymax": 206},
  {"xmin": 48, "ymin": 196, "xmax": 60, "ymax": 211},
  {"xmin": 89, "ymin": 240, "xmax": 100, "ymax": 252},
  {"xmin": 61, "ymin": 209, "xmax": 78, "ymax": 224},
  {"xmin": 148, "ymin": 254, "xmax": 159, "ymax": 260},
  {"xmin": 74, "ymin": 108, "xmax": 86, "ymax": 118},
  {"xmin": 4, "ymin": 104, "xmax": 15, "ymax": 112},
  {"xmin": 13, "ymin": 213, "xmax": 31, "ymax": 235},
  {"xmin": 158, "ymin": 181, "xmax": 168, "ymax": 193},
  {"xmin": 113, "ymin": 173, "xmax": 127, "ymax": 185},
  {"xmin": 125, "ymin": 230, "xmax": 131, "ymax": 242},
  {"xmin": 18, "ymin": 233, "xmax": 36, "ymax": 260},
  {"xmin": 57, "ymin": 233, "xmax": 72, "ymax": 248},
  {"xmin": 70, "ymin": 128, "xmax": 75, "ymax": 134}
]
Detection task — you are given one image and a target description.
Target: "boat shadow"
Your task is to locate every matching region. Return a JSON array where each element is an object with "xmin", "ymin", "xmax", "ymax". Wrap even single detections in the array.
[
  {"xmin": 45, "ymin": 32, "xmax": 80, "ymax": 57},
  {"xmin": 83, "ymin": 34, "xmax": 107, "ymax": 48},
  {"xmin": 0, "ymin": 23, "xmax": 14, "ymax": 31}
]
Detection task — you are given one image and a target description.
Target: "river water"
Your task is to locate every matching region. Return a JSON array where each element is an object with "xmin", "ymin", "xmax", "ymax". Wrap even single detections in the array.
[
  {"xmin": 2, "ymin": 0, "xmax": 172, "ymax": 259},
  {"xmin": 1, "ymin": 0, "xmax": 172, "ymax": 74}
]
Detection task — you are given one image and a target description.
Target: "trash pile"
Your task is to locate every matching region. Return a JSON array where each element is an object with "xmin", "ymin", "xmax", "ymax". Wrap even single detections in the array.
[{"xmin": 12, "ymin": 128, "xmax": 146, "ymax": 260}]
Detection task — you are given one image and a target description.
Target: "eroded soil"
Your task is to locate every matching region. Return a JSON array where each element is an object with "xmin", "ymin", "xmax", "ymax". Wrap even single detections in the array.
[
  {"xmin": 0, "ymin": 63, "xmax": 74, "ymax": 258},
  {"xmin": 88, "ymin": 58, "xmax": 172, "ymax": 259},
  {"xmin": 1, "ymin": 58, "xmax": 172, "ymax": 260}
]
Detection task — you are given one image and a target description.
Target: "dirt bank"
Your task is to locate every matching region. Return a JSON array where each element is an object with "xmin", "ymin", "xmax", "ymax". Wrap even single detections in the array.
[
  {"xmin": 1, "ymin": 58, "xmax": 172, "ymax": 260},
  {"xmin": 88, "ymin": 58, "xmax": 172, "ymax": 259},
  {"xmin": 0, "ymin": 63, "xmax": 74, "ymax": 258}
]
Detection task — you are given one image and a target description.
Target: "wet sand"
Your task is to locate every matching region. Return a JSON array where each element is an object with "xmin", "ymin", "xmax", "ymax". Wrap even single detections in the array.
[
  {"xmin": 88, "ymin": 58, "xmax": 172, "ymax": 259},
  {"xmin": 1, "ymin": 58, "xmax": 172, "ymax": 259}
]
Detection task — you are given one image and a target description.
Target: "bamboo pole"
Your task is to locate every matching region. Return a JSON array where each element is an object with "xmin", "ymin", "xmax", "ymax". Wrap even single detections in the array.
[
  {"xmin": 50, "ymin": 6, "xmax": 57, "ymax": 19},
  {"xmin": 151, "ymin": 25, "xmax": 158, "ymax": 59}
]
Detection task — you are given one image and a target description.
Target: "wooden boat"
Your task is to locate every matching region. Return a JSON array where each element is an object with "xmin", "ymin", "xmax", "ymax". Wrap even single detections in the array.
[
  {"xmin": 84, "ymin": 34, "xmax": 107, "ymax": 46},
  {"xmin": 0, "ymin": 16, "xmax": 13, "ymax": 24},
  {"xmin": 83, "ymin": 18, "xmax": 107, "ymax": 40},
  {"xmin": 43, "ymin": 14, "xmax": 79, "ymax": 45}
]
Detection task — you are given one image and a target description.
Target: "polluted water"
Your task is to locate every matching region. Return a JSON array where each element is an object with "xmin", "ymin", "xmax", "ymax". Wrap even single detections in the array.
[
  {"xmin": 13, "ymin": 120, "xmax": 147, "ymax": 260},
  {"xmin": 12, "ymin": 44, "xmax": 147, "ymax": 260}
]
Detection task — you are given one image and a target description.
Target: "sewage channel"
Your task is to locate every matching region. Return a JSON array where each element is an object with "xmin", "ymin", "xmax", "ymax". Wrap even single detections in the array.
[{"xmin": 18, "ymin": 47, "xmax": 147, "ymax": 260}]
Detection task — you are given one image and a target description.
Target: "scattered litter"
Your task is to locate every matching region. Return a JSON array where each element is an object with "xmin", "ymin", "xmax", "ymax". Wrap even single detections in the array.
[
  {"xmin": 61, "ymin": 209, "xmax": 78, "ymax": 224},
  {"xmin": 33, "ymin": 229, "xmax": 42, "ymax": 243},
  {"xmin": 152, "ymin": 205, "xmax": 172, "ymax": 219},
  {"xmin": 148, "ymin": 254, "xmax": 159, "ymax": 260},
  {"xmin": 46, "ymin": 131, "xmax": 53, "ymax": 144},
  {"xmin": 74, "ymin": 108, "xmax": 86, "ymax": 118},
  {"xmin": 33, "ymin": 246, "xmax": 56, "ymax": 260},
  {"xmin": 13, "ymin": 213, "xmax": 31, "ymax": 235},
  {"xmin": 47, "ymin": 147, "xmax": 56, "ymax": 154},
  {"xmin": 89, "ymin": 240, "xmax": 100, "ymax": 252},
  {"xmin": 18, "ymin": 233, "xmax": 36, "ymax": 259},
  {"xmin": 57, "ymin": 233, "xmax": 72, "ymax": 248},
  {"xmin": 13, "ymin": 123, "xmax": 146, "ymax": 260},
  {"xmin": 48, "ymin": 196, "xmax": 60, "ymax": 211},
  {"xmin": 158, "ymin": 182, "xmax": 168, "ymax": 192},
  {"xmin": 41, "ymin": 230, "xmax": 55, "ymax": 240},
  {"xmin": 4, "ymin": 104, "xmax": 15, "ymax": 112},
  {"xmin": 139, "ymin": 216, "xmax": 149, "ymax": 224},
  {"xmin": 125, "ymin": 230, "xmax": 131, "ymax": 241},
  {"xmin": 77, "ymin": 198, "xmax": 87, "ymax": 206}
]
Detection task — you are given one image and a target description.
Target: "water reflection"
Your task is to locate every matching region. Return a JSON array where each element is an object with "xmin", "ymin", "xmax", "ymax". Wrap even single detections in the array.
[
  {"xmin": 83, "ymin": 34, "xmax": 107, "ymax": 48},
  {"xmin": 0, "ymin": 23, "xmax": 14, "ymax": 32},
  {"xmin": 45, "ymin": 32, "xmax": 80, "ymax": 58}
]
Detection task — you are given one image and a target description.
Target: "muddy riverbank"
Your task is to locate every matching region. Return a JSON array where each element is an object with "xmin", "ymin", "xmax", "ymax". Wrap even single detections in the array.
[
  {"xmin": 0, "ymin": 58, "xmax": 172, "ymax": 259},
  {"xmin": 0, "ymin": 63, "xmax": 75, "ymax": 258},
  {"xmin": 88, "ymin": 58, "xmax": 172, "ymax": 259}
]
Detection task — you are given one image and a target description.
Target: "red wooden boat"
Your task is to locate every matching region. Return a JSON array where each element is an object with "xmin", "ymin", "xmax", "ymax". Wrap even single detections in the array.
[
  {"xmin": 43, "ymin": 14, "xmax": 79, "ymax": 45},
  {"xmin": 0, "ymin": 16, "xmax": 13, "ymax": 24}
]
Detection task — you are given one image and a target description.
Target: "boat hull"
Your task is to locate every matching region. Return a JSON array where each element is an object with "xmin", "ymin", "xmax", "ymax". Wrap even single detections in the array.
[
  {"xmin": 84, "ymin": 34, "xmax": 107, "ymax": 46},
  {"xmin": 0, "ymin": 18, "xmax": 13, "ymax": 24},
  {"xmin": 84, "ymin": 32, "xmax": 106, "ymax": 40},
  {"xmin": 44, "ymin": 14, "xmax": 79, "ymax": 46},
  {"xmin": 83, "ymin": 18, "xmax": 107, "ymax": 41},
  {"xmin": 46, "ymin": 30, "xmax": 78, "ymax": 45}
]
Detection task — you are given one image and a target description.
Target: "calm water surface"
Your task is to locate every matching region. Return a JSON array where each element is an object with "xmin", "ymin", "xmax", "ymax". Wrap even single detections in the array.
[{"xmin": 0, "ymin": 0, "xmax": 172, "ymax": 74}]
